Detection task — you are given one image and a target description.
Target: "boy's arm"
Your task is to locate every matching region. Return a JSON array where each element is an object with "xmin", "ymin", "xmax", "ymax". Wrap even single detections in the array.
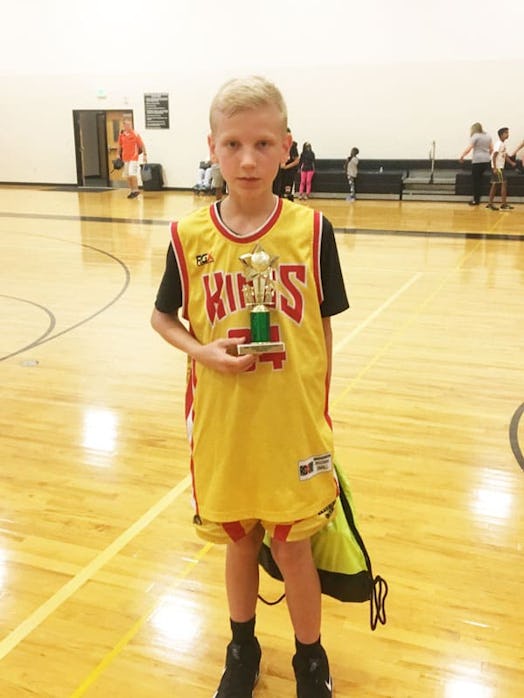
[
  {"xmin": 322, "ymin": 316, "xmax": 333, "ymax": 389},
  {"xmin": 150, "ymin": 308, "xmax": 256, "ymax": 374}
]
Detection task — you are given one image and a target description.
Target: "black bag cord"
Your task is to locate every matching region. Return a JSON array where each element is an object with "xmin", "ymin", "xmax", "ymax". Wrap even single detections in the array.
[
  {"xmin": 257, "ymin": 469, "xmax": 389, "ymax": 630},
  {"xmin": 337, "ymin": 472, "xmax": 388, "ymax": 631},
  {"xmin": 258, "ymin": 591, "xmax": 285, "ymax": 606}
]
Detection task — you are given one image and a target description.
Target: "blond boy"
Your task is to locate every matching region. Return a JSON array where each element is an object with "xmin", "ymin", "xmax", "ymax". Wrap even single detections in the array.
[{"xmin": 151, "ymin": 76, "xmax": 348, "ymax": 697}]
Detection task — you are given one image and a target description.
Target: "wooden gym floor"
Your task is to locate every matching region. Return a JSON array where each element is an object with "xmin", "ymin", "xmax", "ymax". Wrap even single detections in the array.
[{"xmin": 1, "ymin": 186, "xmax": 523, "ymax": 697}]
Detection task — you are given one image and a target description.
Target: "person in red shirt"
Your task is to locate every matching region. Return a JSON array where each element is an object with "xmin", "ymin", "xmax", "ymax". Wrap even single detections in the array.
[{"xmin": 118, "ymin": 119, "xmax": 147, "ymax": 199}]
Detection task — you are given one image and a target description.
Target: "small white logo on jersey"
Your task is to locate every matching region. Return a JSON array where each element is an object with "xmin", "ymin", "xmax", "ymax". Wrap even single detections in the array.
[
  {"xmin": 325, "ymin": 677, "xmax": 333, "ymax": 692},
  {"xmin": 298, "ymin": 453, "xmax": 332, "ymax": 480}
]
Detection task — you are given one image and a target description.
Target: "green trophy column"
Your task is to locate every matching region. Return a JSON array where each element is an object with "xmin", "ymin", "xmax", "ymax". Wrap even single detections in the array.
[{"xmin": 251, "ymin": 305, "xmax": 270, "ymax": 342}]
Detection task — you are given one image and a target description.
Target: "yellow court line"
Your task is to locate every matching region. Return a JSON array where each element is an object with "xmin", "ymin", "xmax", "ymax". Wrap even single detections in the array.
[
  {"xmin": 59, "ymin": 275, "xmax": 423, "ymax": 693},
  {"xmin": 333, "ymin": 272, "xmax": 422, "ymax": 356},
  {"xmin": 331, "ymin": 239, "xmax": 483, "ymax": 406},
  {"xmin": 0, "ymin": 234, "xmax": 486, "ymax": 687},
  {"xmin": 69, "ymin": 542, "xmax": 214, "ymax": 698},
  {"xmin": 0, "ymin": 475, "xmax": 192, "ymax": 661}
]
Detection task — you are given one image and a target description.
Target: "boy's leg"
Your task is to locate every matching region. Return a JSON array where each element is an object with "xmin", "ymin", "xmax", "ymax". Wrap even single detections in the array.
[
  {"xmin": 500, "ymin": 181, "xmax": 507, "ymax": 206},
  {"xmin": 487, "ymin": 181, "xmax": 498, "ymax": 209},
  {"xmin": 226, "ymin": 524, "xmax": 264, "ymax": 621},
  {"xmin": 271, "ymin": 537, "xmax": 320, "ymax": 642},
  {"xmin": 271, "ymin": 537, "xmax": 332, "ymax": 697},
  {"xmin": 214, "ymin": 525, "xmax": 264, "ymax": 698}
]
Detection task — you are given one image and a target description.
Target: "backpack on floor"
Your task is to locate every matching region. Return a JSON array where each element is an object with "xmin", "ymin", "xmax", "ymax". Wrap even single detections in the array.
[{"xmin": 258, "ymin": 463, "xmax": 388, "ymax": 630}]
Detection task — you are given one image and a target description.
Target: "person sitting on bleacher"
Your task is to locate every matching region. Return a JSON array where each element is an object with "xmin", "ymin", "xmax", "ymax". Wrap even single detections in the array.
[{"xmin": 193, "ymin": 160, "xmax": 212, "ymax": 194}]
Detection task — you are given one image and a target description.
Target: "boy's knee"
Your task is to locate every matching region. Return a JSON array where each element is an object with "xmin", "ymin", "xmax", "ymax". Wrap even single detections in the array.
[
  {"xmin": 270, "ymin": 537, "xmax": 313, "ymax": 572},
  {"xmin": 229, "ymin": 525, "xmax": 264, "ymax": 557}
]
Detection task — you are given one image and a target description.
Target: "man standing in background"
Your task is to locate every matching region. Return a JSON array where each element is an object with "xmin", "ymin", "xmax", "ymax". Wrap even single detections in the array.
[{"xmin": 119, "ymin": 118, "xmax": 147, "ymax": 199}]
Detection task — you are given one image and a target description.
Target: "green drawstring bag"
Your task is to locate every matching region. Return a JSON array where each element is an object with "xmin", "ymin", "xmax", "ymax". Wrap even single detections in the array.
[{"xmin": 258, "ymin": 463, "xmax": 388, "ymax": 630}]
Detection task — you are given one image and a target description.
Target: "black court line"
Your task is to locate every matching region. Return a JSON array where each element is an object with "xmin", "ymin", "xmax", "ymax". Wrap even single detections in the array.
[
  {"xmin": 0, "ymin": 211, "xmax": 166, "ymax": 227},
  {"xmin": 1, "ymin": 242, "xmax": 130, "ymax": 362},
  {"xmin": 3, "ymin": 210, "xmax": 522, "ymax": 472},
  {"xmin": 336, "ymin": 227, "xmax": 524, "ymax": 242},
  {"xmin": 1, "ymin": 211, "xmax": 524, "ymax": 241},
  {"xmin": 0, "ymin": 296, "xmax": 56, "ymax": 360},
  {"xmin": 509, "ymin": 403, "xmax": 524, "ymax": 472}
]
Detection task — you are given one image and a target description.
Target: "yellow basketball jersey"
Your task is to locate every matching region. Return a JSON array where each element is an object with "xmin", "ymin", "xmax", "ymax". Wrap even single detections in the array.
[{"xmin": 172, "ymin": 198, "xmax": 337, "ymax": 522}]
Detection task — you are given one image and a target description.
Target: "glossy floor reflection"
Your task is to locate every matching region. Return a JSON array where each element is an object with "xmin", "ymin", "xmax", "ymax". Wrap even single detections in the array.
[{"xmin": 1, "ymin": 187, "xmax": 523, "ymax": 697}]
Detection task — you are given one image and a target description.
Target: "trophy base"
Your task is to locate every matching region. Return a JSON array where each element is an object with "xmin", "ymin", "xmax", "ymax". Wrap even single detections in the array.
[{"xmin": 237, "ymin": 341, "xmax": 285, "ymax": 356}]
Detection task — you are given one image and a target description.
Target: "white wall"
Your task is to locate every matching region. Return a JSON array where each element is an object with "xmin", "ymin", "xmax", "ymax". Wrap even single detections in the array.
[{"xmin": 1, "ymin": 0, "xmax": 523, "ymax": 186}]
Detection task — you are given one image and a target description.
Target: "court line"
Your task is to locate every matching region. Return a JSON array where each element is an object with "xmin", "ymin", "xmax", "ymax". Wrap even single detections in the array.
[
  {"xmin": 1, "ymin": 240, "xmax": 130, "ymax": 362},
  {"xmin": 1, "ymin": 210, "xmax": 523, "ymax": 240},
  {"xmin": 69, "ymin": 542, "xmax": 214, "ymax": 698},
  {"xmin": 60, "ymin": 276, "xmax": 424, "ymax": 693},
  {"xmin": 0, "ymin": 475, "xmax": 191, "ymax": 660},
  {"xmin": 333, "ymin": 272, "xmax": 422, "ymax": 355},
  {"xmin": 0, "ymin": 234, "xmax": 491, "ymax": 683},
  {"xmin": 509, "ymin": 403, "xmax": 524, "ymax": 471},
  {"xmin": 65, "ymin": 267, "xmax": 446, "ymax": 691},
  {"xmin": 332, "ymin": 239, "xmax": 483, "ymax": 404}
]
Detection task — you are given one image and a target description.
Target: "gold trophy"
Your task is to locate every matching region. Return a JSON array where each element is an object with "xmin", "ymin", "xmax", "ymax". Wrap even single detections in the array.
[{"xmin": 237, "ymin": 244, "xmax": 285, "ymax": 355}]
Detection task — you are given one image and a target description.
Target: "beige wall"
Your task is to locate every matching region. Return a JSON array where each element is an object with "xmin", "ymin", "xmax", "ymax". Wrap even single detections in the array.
[{"xmin": 1, "ymin": 0, "xmax": 522, "ymax": 185}]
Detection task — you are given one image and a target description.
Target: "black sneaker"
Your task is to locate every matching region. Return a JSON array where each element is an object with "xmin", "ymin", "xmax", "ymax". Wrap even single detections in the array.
[
  {"xmin": 213, "ymin": 638, "xmax": 261, "ymax": 698},
  {"xmin": 127, "ymin": 191, "xmax": 140, "ymax": 199},
  {"xmin": 468, "ymin": 200, "xmax": 479, "ymax": 206},
  {"xmin": 293, "ymin": 647, "xmax": 333, "ymax": 698},
  {"xmin": 500, "ymin": 204, "xmax": 514, "ymax": 210},
  {"xmin": 486, "ymin": 203, "xmax": 499, "ymax": 210}
]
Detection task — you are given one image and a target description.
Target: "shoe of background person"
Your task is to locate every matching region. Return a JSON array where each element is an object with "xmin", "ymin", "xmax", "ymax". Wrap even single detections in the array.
[
  {"xmin": 213, "ymin": 638, "xmax": 261, "ymax": 698},
  {"xmin": 127, "ymin": 191, "xmax": 140, "ymax": 199},
  {"xmin": 468, "ymin": 200, "xmax": 479, "ymax": 206},
  {"xmin": 486, "ymin": 203, "xmax": 499, "ymax": 210},
  {"xmin": 293, "ymin": 646, "xmax": 333, "ymax": 698},
  {"xmin": 500, "ymin": 204, "xmax": 514, "ymax": 210}
]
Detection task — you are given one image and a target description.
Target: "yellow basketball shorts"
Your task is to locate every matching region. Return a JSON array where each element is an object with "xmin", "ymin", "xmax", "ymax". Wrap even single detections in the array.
[{"xmin": 193, "ymin": 501, "xmax": 337, "ymax": 544}]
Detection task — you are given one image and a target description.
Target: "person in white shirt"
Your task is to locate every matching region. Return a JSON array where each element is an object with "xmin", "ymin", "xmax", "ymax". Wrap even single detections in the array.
[{"xmin": 487, "ymin": 127, "xmax": 517, "ymax": 210}]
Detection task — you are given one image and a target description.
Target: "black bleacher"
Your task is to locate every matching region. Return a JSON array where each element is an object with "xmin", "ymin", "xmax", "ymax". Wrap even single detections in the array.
[
  {"xmin": 309, "ymin": 158, "xmax": 524, "ymax": 199},
  {"xmin": 311, "ymin": 159, "xmax": 407, "ymax": 197},
  {"xmin": 455, "ymin": 168, "xmax": 524, "ymax": 197}
]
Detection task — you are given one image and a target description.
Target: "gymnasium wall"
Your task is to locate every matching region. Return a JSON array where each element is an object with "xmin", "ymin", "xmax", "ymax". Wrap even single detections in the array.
[{"xmin": 1, "ymin": 0, "xmax": 522, "ymax": 187}]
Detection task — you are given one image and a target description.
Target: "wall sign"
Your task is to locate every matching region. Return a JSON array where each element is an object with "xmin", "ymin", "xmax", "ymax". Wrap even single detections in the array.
[{"xmin": 144, "ymin": 93, "xmax": 169, "ymax": 129}]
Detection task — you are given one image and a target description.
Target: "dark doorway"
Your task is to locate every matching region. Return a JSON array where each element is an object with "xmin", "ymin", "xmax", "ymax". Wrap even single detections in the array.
[{"xmin": 73, "ymin": 109, "xmax": 133, "ymax": 188}]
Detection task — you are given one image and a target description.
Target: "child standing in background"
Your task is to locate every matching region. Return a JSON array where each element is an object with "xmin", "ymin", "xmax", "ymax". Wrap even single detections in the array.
[
  {"xmin": 298, "ymin": 142, "xmax": 316, "ymax": 200},
  {"xmin": 345, "ymin": 147, "xmax": 359, "ymax": 202}
]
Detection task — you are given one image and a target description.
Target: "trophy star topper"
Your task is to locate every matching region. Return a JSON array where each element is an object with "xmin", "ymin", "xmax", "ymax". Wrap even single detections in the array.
[
  {"xmin": 236, "ymin": 243, "xmax": 285, "ymax": 356},
  {"xmin": 239, "ymin": 244, "xmax": 280, "ymax": 308}
]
